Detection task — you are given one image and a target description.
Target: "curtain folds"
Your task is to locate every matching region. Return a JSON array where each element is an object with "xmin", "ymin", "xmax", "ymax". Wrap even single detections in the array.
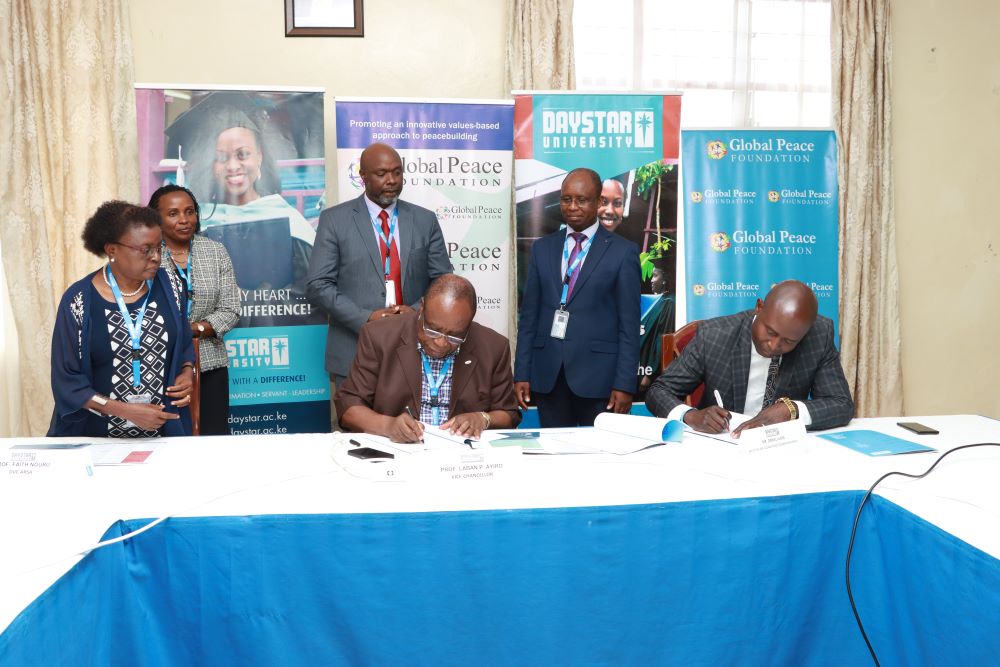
[
  {"xmin": 0, "ymin": 0, "xmax": 138, "ymax": 435},
  {"xmin": 506, "ymin": 0, "xmax": 576, "ymax": 92},
  {"xmin": 832, "ymin": 0, "xmax": 902, "ymax": 417}
]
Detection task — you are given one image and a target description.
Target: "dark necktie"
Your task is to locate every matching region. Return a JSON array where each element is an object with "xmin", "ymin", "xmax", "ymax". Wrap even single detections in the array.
[
  {"xmin": 565, "ymin": 232, "xmax": 586, "ymax": 299},
  {"xmin": 761, "ymin": 355, "xmax": 781, "ymax": 408},
  {"xmin": 378, "ymin": 209, "xmax": 403, "ymax": 306}
]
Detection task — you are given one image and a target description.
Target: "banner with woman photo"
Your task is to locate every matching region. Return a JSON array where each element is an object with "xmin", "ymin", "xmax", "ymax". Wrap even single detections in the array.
[
  {"xmin": 512, "ymin": 92, "xmax": 682, "ymax": 400},
  {"xmin": 333, "ymin": 98, "xmax": 515, "ymax": 336},
  {"xmin": 682, "ymin": 130, "xmax": 839, "ymax": 332},
  {"xmin": 136, "ymin": 85, "xmax": 330, "ymax": 434}
]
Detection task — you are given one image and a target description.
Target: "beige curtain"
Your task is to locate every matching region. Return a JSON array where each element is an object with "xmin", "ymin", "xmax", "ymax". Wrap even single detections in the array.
[
  {"xmin": 0, "ymin": 0, "xmax": 138, "ymax": 436},
  {"xmin": 832, "ymin": 0, "xmax": 902, "ymax": 417},
  {"xmin": 506, "ymin": 0, "xmax": 576, "ymax": 92}
]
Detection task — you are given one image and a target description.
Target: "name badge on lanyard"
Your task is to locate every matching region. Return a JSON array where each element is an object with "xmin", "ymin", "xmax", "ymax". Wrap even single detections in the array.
[
  {"xmin": 419, "ymin": 350, "xmax": 453, "ymax": 426},
  {"xmin": 173, "ymin": 243, "xmax": 194, "ymax": 318},
  {"xmin": 551, "ymin": 233, "xmax": 593, "ymax": 339},
  {"xmin": 106, "ymin": 266, "xmax": 153, "ymax": 389},
  {"xmin": 372, "ymin": 209, "xmax": 398, "ymax": 307}
]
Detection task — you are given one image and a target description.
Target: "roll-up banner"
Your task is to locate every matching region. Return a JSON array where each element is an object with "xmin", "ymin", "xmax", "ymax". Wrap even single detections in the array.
[
  {"xmin": 136, "ymin": 85, "xmax": 330, "ymax": 434},
  {"xmin": 682, "ymin": 130, "xmax": 839, "ymax": 332},
  {"xmin": 513, "ymin": 92, "xmax": 683, "ymax": 401},
  {"xmin": 333, "ymin": 98, "xmax": 515, "ymax": 336}
]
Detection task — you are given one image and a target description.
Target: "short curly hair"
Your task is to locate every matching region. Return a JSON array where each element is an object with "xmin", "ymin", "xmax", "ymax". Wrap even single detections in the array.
[
  {"xmin": 81, "ymin": 201, "xmax": 162, "ymax": 257},
  {"xmin": 148, "ymin": 184, "xmax": 202, "ymax": 233}
]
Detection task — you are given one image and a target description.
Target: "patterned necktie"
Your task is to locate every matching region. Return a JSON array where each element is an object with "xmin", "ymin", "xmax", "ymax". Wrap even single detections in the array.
[
  {"xmin": 378, "ymin": 209, "xmax": 403, "ymax": 305},
  {"xmin": 565, "ymin": 232, "xmax": 586, "ymax": 299},
  {"xmin": 761, "ymin": 355, "xmax": 781, "ymax": 408}
]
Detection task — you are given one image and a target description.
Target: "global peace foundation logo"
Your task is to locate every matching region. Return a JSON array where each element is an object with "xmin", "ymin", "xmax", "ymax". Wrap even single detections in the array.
[
  {"xmin": 706, "ymin": 140, "xmax": 728, "ymax": 160},
  {"xmin": 435, "ymin": 206, "xmax": 452, "ymax": 221},
  {"xmin": 710, "ymin": 232, "xmax": 731, "ymax": 253},
  {"xmin": 347, "ymin": 161, "xmax": 363, "ymax": 190},
  {"xmin": 690, "ymin": 191, "xmax": 703, "ymax": 203},
  {"xmin": 692, "ymin": 284, "xmax": 706, "ymax": 296},
  {"xmin": 768, "ymin": 190, "xmax": 781, "ymax": 203}
]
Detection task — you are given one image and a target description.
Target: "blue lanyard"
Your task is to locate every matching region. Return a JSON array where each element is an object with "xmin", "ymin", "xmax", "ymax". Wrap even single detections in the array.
[
  {"xmin": 419, "ymin": 349, "xmax": 454, "ymax": 426},
  {"xmin": 106, "ymin": 266, "xmax": 153, "ymax": 388},
  {"xmin": 560, "ymin": 233, "xmax": 594, "ymax": 305},
  {"xmin": 172, "ymin": 243, "xmax": 193, "ymax": 318},
  {"xmin": 371, "ymin": 208, "xmax": 398, "ymax": 278}
]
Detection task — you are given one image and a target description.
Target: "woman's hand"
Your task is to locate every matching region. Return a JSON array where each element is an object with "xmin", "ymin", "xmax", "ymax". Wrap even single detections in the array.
[{"xmin": 166, "ymin": 365, "xmax": 195, "ymax": 407}]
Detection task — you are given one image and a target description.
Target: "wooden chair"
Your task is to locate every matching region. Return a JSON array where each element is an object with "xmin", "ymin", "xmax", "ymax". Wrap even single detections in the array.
[
  {"xmin": 659, "ymin": 320, "xmax": 704, "ymax": 407},
  {"xmin": 190, "ymin": 338, "xmax": 201, "ymax": 435}
]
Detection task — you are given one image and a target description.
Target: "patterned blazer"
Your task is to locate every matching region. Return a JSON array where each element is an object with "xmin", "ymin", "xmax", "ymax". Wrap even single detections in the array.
[
  {"xmin": 645, "ymin": 309, "xmax": 854, "ymax": 431},
  {"xmin": 161, "ymin": 234, "xmax": 241, "ymax": 371}
]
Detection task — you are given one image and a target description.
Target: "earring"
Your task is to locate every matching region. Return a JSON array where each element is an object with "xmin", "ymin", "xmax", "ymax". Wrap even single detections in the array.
[{"xmin": 110, "ymin": 257, "xmax": 115, "ymax": 263}]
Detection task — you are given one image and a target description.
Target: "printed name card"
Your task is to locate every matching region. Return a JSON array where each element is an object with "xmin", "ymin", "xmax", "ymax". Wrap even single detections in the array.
[{"xmin": 736, "ymin": 419, "xmax": 807, "ymax": 454}]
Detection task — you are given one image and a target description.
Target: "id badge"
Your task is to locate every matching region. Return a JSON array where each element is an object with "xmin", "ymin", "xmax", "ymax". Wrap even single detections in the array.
[
  {"xmin": 124, "ymin": 393, "xmax": 153, "ymax": 429},
  {"xmin": 385, "ymin": 280, "xmax": 397, "ymax": 307},
  {"xmin": 550, "ymin": 309, "xmax": 569, "ymax": 339}
]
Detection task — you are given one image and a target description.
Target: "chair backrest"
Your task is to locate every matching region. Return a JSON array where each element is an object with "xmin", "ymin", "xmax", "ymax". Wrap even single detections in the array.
[
  {"xmin": 659, "ymin": 320, "xmax": 704, "ymax": 407},
  {"xmin": 190, "ymin": 338, "xmax": 201, "ymax": 436}
]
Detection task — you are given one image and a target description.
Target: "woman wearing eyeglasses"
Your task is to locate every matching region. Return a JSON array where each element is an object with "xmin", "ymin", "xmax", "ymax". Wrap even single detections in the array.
[
  {"xmin": 150, "ymin": 184, "xmax": 240, "ymax": 435},
  {"xmin": 48, "ymin": 201, "xmax": 194, "ymax": 437}
]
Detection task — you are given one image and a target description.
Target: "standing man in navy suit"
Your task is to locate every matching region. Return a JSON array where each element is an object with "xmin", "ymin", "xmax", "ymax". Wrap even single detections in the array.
[{"xmin": 514, "ymin": 168, "xmax": 641, "ymax": 427}]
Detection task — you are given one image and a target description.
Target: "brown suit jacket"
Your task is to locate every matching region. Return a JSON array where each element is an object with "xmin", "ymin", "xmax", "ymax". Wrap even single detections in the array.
[{"xmin": 335, "ymin": 311, "xmax": 521, "ymax": 428}]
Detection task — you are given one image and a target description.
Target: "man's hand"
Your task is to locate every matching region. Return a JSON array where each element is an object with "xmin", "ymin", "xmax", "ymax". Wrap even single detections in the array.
[
  {"xmin": 441, "ymin": 412, "xmax": 489, "ymax": 439},
  {"xmin": 122, "ymin": 403, "xmax": 179, "ymax": 431},
  {"xmin": 166, "ymin": 366, "xmax": 194, "ymax": 408},
  {"xmin": 514, "ymin": 382, "xmax": 531, "ymax": 410},
  {"xmin": 731, "ymin": 402, "xmax": 792, "ymax": 438},
  {"xmin": 683, "ymin": 406, "xmax": 731, "ymax": 434},
  {"xmin": 606, "ymin": 390, "xmax": 633, "ymax": 414},
  {"xmin": 368, "ymin": 305, "xmax": 402, "ymax": 322},
  {"xmin": 384, "ymin": 411, "xmax": 425, "ymax": 443},
  {"xmin": 395, "ymin": 304, "xmax": 415, "ymax": 314}
]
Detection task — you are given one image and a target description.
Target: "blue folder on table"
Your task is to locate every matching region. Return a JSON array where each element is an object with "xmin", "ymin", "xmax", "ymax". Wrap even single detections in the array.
[{"xmin": 818, "ymin": 430, "xmax": 936, "ymax": 456}]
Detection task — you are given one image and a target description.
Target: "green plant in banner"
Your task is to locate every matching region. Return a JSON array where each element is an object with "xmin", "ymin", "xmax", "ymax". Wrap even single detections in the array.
[
  {"xmin": 634, "ymin": 159, "xmax": 676, "ymax": 280},
  {"xmin": 635, "ymin": 161, "xmax": 673, "ymax": 200},
  {"xmin": 640, "ymin": 235, "xmax": 673, "ymax": 282}
]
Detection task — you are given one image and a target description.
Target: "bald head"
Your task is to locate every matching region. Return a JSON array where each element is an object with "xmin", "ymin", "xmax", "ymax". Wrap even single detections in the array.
[
  {"xmin": 751, "ymin": 281, "xmax": 819, "ymax": 358},
  {"xmin": 419, "ymin": 274, "xmax": 477, "ymax": 358},
  {"xmin": 359, "ymin": 142, "xmax": 403, "ymax": 207},
  {"xmin": 425, "ymin": 274, "xmax": 477, "ymax": 312}
]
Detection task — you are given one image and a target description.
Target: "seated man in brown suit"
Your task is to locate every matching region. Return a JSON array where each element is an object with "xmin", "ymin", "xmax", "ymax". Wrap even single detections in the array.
[{"xmin": 336, "ymin": 274, "xmax": 521, "ymax": 442}]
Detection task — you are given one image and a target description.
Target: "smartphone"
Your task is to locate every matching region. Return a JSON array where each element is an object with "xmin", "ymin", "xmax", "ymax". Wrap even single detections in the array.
[
  {"xmin": 897, "ymin": 422, "xmax": 939, "ymax": 435},
  {"xmin": 348, "ymin": 447, "xmax": 395, "ymax": 460}
]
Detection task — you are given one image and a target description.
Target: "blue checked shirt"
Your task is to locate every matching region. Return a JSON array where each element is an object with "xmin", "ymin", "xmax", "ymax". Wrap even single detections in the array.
[{"xmin": 418, "ymin": 344, "xmax": 458, "ymax": 425}]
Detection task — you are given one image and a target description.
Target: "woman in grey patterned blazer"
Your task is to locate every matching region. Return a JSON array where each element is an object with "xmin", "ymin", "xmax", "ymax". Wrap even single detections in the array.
[{"xmin": 151, "ymin": 185, "xmax": 241, "ymax": 435}]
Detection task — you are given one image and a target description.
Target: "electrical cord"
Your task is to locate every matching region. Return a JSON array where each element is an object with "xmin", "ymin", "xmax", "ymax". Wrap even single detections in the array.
[{"xmin": 845, "ymin": 442, "xmax": 1000, "ymax": 666}]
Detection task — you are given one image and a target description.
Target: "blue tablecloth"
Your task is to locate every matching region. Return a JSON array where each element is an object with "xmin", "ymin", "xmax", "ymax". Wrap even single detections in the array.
[{"xmin": 1, "ymin": 491, "xmax": 997, "ymax": 666}]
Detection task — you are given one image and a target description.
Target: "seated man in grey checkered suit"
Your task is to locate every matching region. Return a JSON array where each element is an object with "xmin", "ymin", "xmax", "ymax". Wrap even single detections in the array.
[{"xmin": 645, "ymin": 280, "xmax": 854, "ymax": 436}]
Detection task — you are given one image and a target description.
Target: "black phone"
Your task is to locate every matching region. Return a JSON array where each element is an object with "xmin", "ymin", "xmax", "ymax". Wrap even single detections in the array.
[
  {"xmin": 348, "ymin": 447, "xmax": 395, "ymax": 460},
  {"xmin": 897, "ymin": 422, "xmax": 939, "ymax": 435}
]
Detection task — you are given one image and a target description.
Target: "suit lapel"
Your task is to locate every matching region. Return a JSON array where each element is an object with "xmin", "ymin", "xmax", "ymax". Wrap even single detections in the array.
[
  {"xmin": 396, "ymin": 319, "xmax": 423, "ymax": 411},
  {"xmin": 450, "ymin": 334, "xmax": 477, "ymax": 413},
  {"xmin": 566, "ymin": 225, "xmax": 610, "ymax": 306},
  {"xmin": 732, "ymin": 312, "xmax": 753, "ymax": 412},
  {"xmin": 352, "ymin": 195, "xmax": 384, "ymax": 280},
  {"xmin": 544, "ymin": 231, "xmax": 565, "ymax": 293},
  {"xmin": 396, "ymin": 201, "xmax": 413, "ymax": 280}
]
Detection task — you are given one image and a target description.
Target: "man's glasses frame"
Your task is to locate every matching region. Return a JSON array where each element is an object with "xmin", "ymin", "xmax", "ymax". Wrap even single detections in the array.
[{"xmin": 420, "ymin": 311, "xmax": 467, "ymax": 346}]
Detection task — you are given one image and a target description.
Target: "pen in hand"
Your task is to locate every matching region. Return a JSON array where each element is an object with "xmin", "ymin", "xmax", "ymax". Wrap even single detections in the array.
[
  {"xmin": 404, "ymin": 405, "xmax": 425, "ymax": 443},
  {"xmin": 713, "ymin": 389, "xmax": 731, "ymax": 431}
]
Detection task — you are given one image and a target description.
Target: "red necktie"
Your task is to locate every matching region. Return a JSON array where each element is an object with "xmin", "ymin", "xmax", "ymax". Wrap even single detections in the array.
[{"xmin": 379, "ymin": 209, "xmax": 404, "ymax": 306}]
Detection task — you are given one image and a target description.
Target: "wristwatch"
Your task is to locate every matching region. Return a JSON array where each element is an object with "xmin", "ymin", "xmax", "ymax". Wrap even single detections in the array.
[
  {"xmin": 778, "ymin": 397, "xmax": 798, "ymax": 420},
  {"xmin": 196, "ymin": 323, "xmax": 206, "ymax": 336}
]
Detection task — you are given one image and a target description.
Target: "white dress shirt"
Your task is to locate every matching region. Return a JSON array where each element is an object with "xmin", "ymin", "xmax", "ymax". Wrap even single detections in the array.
[
  {"xmin": 364, "ymin": 196, "xmax": 400, "ymax": 250},
  {"xmin": 560, "ymin": 220, "xmax": 599, "ymax": 277}
]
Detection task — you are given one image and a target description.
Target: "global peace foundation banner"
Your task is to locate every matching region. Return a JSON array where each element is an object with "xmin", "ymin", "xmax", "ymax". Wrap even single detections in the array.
[
  {"xmin": 682, "ymin": 130, "xmax": 839, "ymax": 331},
  {"xmin": 136, "ymin": 85, "xmax": 330, "ymax": 434},
  {"xmin": 334, "ymin": 98, "xmax": 515, "ymax": 336},
  {"xmin": 512, "ymin": 92, "xmax": 682, "ymax": 400}
]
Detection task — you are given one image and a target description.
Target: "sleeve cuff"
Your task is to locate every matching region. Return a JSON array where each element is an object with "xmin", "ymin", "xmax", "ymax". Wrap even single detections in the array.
[
  {"xmin": 794, "ymin": 400, "xmax": 812, "ymax": 426},
  {"xmin": 667, "ymin": 403, "xmax": 693, "ymax": 424}
]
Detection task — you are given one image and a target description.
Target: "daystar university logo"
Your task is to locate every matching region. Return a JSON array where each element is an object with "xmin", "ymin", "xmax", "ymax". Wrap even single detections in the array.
[
  {"xmin": 706, "ymin": 140, "xmax": 728, "ymax": 160},
  {"xmin": 271, "ymin": 337, "xmax": 289, "ymax": 366},
  {"xmin": 768, "ymin": 190, "xmax": 781, "ymax": 203},
  {"xmin": 710, "ymin": 232, "xmax": 731, "ymax": 253},
  {"xmin": 226, "ymin": 336, "xmax": 291, "ymax": 369},
  {"xmin": 692, "ymin": 284, "xmax": 706, "ymax": 296},
  {"xmin": 690, "ymin": 191, "xmax": 703, "ymax": 203},
  {"xmin": 347, "ymin": 161, "xmax": 363, "ymax": 190}
]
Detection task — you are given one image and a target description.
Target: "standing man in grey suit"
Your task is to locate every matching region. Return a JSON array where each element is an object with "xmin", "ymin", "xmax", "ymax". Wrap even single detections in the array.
[
  {"xmin": 307, "ymin": 142, "xmax": 453, "ymax": 390},
  {"xmin": 646, "ymin": 280, "xmax": 854, "ymax": 435}
]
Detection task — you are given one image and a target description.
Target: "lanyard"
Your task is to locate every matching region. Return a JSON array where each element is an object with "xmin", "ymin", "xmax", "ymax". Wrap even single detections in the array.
[
  {"xmin": 559, "ymin": 233, "xmax": 594, "ymax": 306},
  {"xmin": 172, "ymin": 243, "xmax": 194, "ymax": 318},
  {"xmin": 371, "ymin": 208, "xmax": 398, "ymax": 278},
  {"xmin": 106, "ymin": 266, "xmax": 153, "ymax": 388},
  {"xmin": 419, "ymin": 349, "xmax": 454, "ymax": 426}
]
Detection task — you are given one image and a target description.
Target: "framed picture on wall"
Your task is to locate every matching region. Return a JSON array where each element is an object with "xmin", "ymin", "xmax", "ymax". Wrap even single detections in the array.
[{"xmin": 285, "ymin": 0, "xmax": 364, "ymax": 37}]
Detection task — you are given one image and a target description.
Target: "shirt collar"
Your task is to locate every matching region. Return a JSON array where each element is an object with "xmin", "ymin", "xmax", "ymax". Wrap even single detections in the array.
[
  {"xmin": 364, "ymin": 195, "xmax": 397, "ymax": 222},
  {"xmin": 564, "ymin": 220, "xmax": 599, "ymax": 241}
]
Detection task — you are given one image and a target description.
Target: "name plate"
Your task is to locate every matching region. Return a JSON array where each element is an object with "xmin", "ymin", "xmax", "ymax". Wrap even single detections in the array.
[
  {"xmin": 0, "ymin": 444, "xmax": 94, "ymax": 480},
  {"xmin": 331, "ymin": 441, "xmax": 521, "ymax": 483},
  {"xmin": 736, "ymin": 419, "xmax": 807, "ymax": 454}
]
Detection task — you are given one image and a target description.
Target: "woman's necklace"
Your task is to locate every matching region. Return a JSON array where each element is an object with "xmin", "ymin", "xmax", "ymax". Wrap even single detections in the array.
[{"xmin": 104, "ymin": 265, "xmax": 146, "ymax": 297}]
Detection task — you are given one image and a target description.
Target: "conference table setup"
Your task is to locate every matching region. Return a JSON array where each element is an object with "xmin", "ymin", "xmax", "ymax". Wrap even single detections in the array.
[{"xmin": 1, "ymin": 414, "xmax": 998, "ymax": 665}]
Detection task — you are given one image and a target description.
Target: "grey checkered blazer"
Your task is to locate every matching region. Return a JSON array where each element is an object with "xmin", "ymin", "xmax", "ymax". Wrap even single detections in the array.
[
  {"xmin": 645, "ymin": 309, "xmax": 854, "ymax": 431},
  {"xmin": 161, "ymin": 234, "xmax": 241, "ymax": 371}
]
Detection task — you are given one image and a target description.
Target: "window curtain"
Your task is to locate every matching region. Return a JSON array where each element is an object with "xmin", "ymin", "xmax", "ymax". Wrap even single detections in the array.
[
  {"xmin": 0, "ymin": 0, "xmax": 138, "ymax": 436},
  {"xmin": 506, "ymin": 0, "xmax": 576, "ymax": 92},
  {"xmin": 832, "ymin": 0, "xmax": 902, "ymax": 416}
]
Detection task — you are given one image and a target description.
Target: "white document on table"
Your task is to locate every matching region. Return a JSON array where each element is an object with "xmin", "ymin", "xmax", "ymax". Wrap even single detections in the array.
[
  {"xmin": 530, "ymin": 413, "xmax": 683, "ymax": 455},
  {"xmin": 684, "ymin": 411, "xmax": 754, "ymax": 445}
]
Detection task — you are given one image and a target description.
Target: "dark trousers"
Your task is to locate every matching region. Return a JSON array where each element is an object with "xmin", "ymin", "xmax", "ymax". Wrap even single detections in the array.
[
  {"xmin": 532, "ymin": 368, "xmax": 607, "ymax": 428},
  {"xmin": 199, "ymin": 366, "xmax": 231, "ymax": 435}
]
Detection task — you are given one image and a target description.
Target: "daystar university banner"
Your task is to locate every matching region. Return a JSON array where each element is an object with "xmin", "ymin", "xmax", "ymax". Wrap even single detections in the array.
[
  {"xmin": 136, "ymin": 85, "xmax": 330, "ymax": 434},
  {"xmin": 334, "ymin": 98, "xmax": 515, "ymax": 335},
  {"xmin": 513, "ymin": 92, "xmax": 682, "ymax": 399},
  {"xmin": 682, "ymin": 130, "xmax": 839, "ymax": 330}
]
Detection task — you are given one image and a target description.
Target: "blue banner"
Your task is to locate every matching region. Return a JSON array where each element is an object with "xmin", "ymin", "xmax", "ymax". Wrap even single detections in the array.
[{"xmin": 682, "ymin": 130, "xmax": 839, "ymax": 330}]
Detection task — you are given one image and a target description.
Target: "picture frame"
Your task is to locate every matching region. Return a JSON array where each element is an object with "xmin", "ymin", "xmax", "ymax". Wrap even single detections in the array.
[{"xmin": 285, "ymin": 0, "xmax": 364, "ymax": 37}]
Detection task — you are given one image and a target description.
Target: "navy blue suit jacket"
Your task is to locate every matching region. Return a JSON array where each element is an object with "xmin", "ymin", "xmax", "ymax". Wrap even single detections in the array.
[{"xmin": 514, "ymin": 225, "xmax": 641, "ymax": 398}]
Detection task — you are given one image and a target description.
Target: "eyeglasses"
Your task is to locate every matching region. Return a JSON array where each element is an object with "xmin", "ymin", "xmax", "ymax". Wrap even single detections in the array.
[
  {"xmin": 559, "ymin": 196, "xmax": 593, "ymax": 207},
  {"xmin": 420, "ymin": 313, "xmax": 467, "ymax": 346},
  {"xmin": 114, "ymin": 242, "xmax": 162, "ymax": 259}
]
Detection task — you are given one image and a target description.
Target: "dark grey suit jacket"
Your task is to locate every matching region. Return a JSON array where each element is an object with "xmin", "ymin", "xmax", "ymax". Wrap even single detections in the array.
[
  {"xmin": 645, "ymin": 309, "xmax": 854, "ymax": 431},
  {"xmin": 306, "ymin": 194, "xmax": 453, "ymax": 377}
]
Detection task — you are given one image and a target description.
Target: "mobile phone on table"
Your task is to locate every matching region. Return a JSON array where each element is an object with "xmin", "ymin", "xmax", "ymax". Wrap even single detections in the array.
[
  {"xmin": 897, "ymin": 422, "xmax": 939, "ymax": 435},
  {"xmin": 348, "ymin": 447, "xmax": 395, "ymax": 460}
]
